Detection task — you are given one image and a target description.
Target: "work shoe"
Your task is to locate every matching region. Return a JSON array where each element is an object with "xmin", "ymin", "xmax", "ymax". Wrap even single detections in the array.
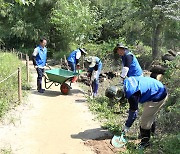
[
  {"xmin": 137, "ymin": 138, "xmax": 150, "ymax": 149},
  {"xmin": 138, "ymin": 128, "xmax": 151, "ymax": 149},
  {"xmin": 151, "ymin": 121, "xmax": 156, "ymax": 136},
  {"xmin": 139, "ymin": 122, "xmax": 156, "ymax": 139},
  {"xmin": 38, "ymin": 89, "xmax": 45, "ymax": 93}
]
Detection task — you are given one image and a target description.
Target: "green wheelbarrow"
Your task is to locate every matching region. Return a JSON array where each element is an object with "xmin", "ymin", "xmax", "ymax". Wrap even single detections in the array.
[{"xmin": 44, "ymin": 68, "xmax": 79, "ymax": 95}]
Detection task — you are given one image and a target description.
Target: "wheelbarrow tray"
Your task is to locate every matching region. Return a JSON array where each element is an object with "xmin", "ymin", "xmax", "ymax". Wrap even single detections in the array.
[{"xmin": 45, "ymin": 69, "xmax": 78, "ymax": 83}]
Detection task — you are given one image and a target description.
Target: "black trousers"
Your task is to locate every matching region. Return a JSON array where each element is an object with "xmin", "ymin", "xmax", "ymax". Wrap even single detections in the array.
[{"xmin": 36, "ymin": 67, "xmax": 44, "ymax": 90}]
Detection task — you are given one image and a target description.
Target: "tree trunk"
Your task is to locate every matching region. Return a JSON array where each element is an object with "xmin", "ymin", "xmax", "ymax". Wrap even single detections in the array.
[
  {"xmin": 152, "ymin": 24, "xmax": 162, "ymax": 59},
  {"xmin": 152, "ymin": 13, "xmax": 164, "ymax": 60}
]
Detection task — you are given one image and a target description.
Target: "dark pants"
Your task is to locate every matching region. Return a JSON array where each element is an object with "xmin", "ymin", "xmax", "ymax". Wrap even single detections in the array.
[
  {"xmin": 68, "ymin": 61, "xmax": 76, "ymax": 73},
  {"xmin": 36, "ymin": 67, "xmax": 44, "ymax": 90}
]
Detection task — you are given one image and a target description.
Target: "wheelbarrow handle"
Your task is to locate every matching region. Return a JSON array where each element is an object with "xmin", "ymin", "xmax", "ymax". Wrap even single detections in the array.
[{"xmin": 46, "ymin": 65, "xmax": 51, "ymax": 70}]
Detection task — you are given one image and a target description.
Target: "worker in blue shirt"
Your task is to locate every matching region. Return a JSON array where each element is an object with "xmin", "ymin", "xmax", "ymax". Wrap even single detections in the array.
[
  {"xmin": 85, "ymin": 56, "xmax": 102, "ymax": 97},
  {"xmin": 32, "ymin": 38, "xmax": 47, "ymax": 93},
  {"xmin": 67, "ymin": 48, "xmax": 87, "ymax": 73},
  {"xmin": 118, "ymin": 76, "xmax": 168, "ymax": 148},
  {"xmin": 113, "ymin": 43, "xmax": 143, "ymax": 79}
]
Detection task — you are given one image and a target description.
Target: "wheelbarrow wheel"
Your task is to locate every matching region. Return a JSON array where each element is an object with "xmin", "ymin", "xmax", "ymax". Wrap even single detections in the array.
[{"xmin": 60, "ymin": 83, "xmax": 70, "ymax": 95}]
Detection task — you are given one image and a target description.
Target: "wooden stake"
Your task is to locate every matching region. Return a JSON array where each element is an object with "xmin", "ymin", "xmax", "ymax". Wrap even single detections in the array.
[
  {"xmin": 64, "ymin": 55, "xmax": 68, "ymax": 69},
  {"xmin": 18, "ymin": 67, "xmax": 22, "ymax": 103},
  {"xmin": 60, "ymin": 58, "xmax": 63, "ymax": 68},
  {"xmin": 82, "ymin": 55, "xmax": 84, "ymax": 69},
  {"xmin": 26, "ymin": 55, "xmax": 29, "ymax": 83}
]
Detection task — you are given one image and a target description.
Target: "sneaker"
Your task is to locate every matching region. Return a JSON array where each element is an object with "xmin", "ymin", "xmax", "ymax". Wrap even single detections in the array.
[{"xmin": 93, "ymin": 93, "xmax": 97, "ymax": 98}]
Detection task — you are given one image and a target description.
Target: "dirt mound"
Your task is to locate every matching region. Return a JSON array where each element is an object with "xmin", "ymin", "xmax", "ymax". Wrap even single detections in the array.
[{"xmin": 84, "ymin": 136, "xmax": 126, "ymax": 154}]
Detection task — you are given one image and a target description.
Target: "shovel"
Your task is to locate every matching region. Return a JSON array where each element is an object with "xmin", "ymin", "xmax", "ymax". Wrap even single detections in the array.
[{"xmin": 111, "ymin": 133, "xmax": 127, "ymax": 148}]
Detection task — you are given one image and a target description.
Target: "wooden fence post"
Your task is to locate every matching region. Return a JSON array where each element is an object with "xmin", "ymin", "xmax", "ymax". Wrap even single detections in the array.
[
  {"xmin": 64, "ymin": 55, "xmax": 68, "ymax": 69},
  {"xmin": 82, "ymin": 55, "xmax": 84, "ymax": 69},
  {"xmin": 64, "ymin": 55, "xmax": 66, "ymax": 63},
  {"xmin": 26, "ymin": 55, "xmax": 29, "ymax": 84},
  {"xmin": 18, "ymin": 67, "xmax": 22, "ymax": 103}
]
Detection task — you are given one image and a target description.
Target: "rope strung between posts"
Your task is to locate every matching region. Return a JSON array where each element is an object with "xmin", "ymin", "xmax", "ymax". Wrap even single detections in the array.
[{"xmin": 0, "ymin": 70, "xmax": 18, "ymax": 84}]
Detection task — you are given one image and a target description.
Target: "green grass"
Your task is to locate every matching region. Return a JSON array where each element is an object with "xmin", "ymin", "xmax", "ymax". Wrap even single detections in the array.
[
  {"xmin": 0, "ymin": 51, "xmax": 30, "ymax": 118},
  {"xmin": 88, "ymin": 96, "xmax": 139, "ymax": 134}
]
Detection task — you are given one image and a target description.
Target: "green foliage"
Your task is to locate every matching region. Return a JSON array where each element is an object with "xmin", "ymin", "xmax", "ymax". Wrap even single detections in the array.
[
  {"xmin": 133, "ymin": 42, "xmax": 153, "ymax": 69},
  {"xmin": 131, "ymin": 0, "xmax": 180, "ymax": 58},
  {"xmin": 145, "ymin": 133, "xmax": 180, "ymax": 154},
  {"xmin": 0, "ymin": 0, "xmax": 179, "ymax": 59},
  {"xmin": 88, "ymin": 96, "xmax": 129, "ymax": 134},
  {"xmin": 159, "ymin": 134, "xmax": 180, "ymax": 154},
  {"xmin": 84, "ymin": 38, "xmax": 125, "ymax": 57},
  {"xmin": 52, "ymin": 50, "xmax": 70, "ymax": 60},
  {"xmin": 163, "ymin": 57, "xmax": 180, "ymax": 108},
  {"xmin": 164, "ymin": 21, "xmax": 180, "ymax": 49},
  {"xmin": 102, "ymin": 122, "xmax": 122, "ymax": 135},
  {"xmin": 0, "ymin": 51, "xmax": 29, "ymax": 118},
  {"xmin": 92, "ymin": 0, "xmax": 133, "ymax": 41},
  {"xmin": 0, "ymin": 0, "xmax": 56, "ymax": 51},
  {"xmin": 50, "ymin": 0, "xmax": 103, "ymax": 51}
]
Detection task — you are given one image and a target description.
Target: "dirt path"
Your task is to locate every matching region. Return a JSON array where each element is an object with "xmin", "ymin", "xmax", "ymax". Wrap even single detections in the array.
[{"xmin": 0, "ymin": 62, "xmax": 115, "ymax": 154}]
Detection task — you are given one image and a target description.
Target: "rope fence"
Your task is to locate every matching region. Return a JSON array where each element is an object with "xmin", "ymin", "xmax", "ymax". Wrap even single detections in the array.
[
  {"xmin": 0, "ymin": 70, "xmax": 18, "ymax": 84},
  {"xmin": 0, "ymin": 50, "xmax": 30, "ymax": 103}
]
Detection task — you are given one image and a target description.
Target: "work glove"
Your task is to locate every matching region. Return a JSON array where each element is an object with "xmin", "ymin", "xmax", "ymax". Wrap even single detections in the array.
[
  {"xmin": 122, "ymin": 125, "xmax": 130, "ymax": 134},
  {"xmin": 34, "ymin": 65, "xmax": 38, "ymax": 69},
  {"xmin": 119, "ymin": 77, "xmax": 125, "ymax": 85}
]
